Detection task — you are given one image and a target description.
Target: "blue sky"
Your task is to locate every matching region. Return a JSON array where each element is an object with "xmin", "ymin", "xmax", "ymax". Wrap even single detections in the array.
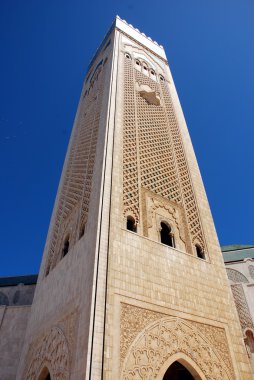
[{"xmin": 0, "ymin": 0, "xmax": 253, "ymax": 276}]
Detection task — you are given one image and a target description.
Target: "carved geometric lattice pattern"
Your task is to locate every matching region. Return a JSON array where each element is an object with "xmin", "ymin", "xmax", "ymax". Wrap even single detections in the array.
[
  {"xmin": 231, "ymin": 284, "xmax": 254, "ymax": 331},
  {"xmin": 135, "ymin": 71, "xmax": 182, "ymax": 202},
  {"xmin": 46, "ymin": 57, "xmax": 109, "ymax": 272},
  {"xmin": 249, "ymin": 265, "xmax": 254, "ymax": 279},
  {"xmin": 123, "ymin": 57, "xmax": 140, "ymax": 221},
  {"xmin": 122, "ymin": 54, "xmax": 205, "ymax": 249},
  {"xmin": 226, "ymin": 268, "xmax": 249, "ymax": 283},
  {"xmin": 161, "ymin": 80, "xmax": 204, "ymax": 248},
  {"xmin": 24, "ymin": 327, "xmax": 70, "ymax": 380},
  {"xmin": 120, "ymin": 304, "xmax": 233, "ymax": 380}
]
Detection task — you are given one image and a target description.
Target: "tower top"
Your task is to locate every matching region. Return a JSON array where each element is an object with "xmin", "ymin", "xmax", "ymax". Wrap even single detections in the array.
[
  {"xmin": 87, "ymin": 16, "xmax": 167, "ymax": 72},
  {"xmin": 115, "ymin": 16, "xmax": 167, "ymax": 60}
]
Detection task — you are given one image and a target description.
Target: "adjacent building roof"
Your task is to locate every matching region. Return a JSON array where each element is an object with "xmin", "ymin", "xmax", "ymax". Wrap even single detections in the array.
[
  {"xmin": 222, "ymin": 245, "xmax": 254, "ymax": 263},
  {"xmin": 0, "ymin": 274, "xmax": 38, "ymax": 287}
]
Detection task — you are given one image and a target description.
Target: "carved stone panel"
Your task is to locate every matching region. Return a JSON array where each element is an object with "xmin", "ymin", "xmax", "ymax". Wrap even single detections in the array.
[
  {"xmin": 231, "ymin": 284, "xmax": 254, "ymax": 332},
  {"xmin": 23, "ymin": 310, "xmax": 78, "ymax": 380},
  {"xmin": 120, "ymin": 303, "xmax": 234, "ymax": 379},
  {"xmin": 24, "ymin": 327, "xmax": 70, "ymax": 380}
]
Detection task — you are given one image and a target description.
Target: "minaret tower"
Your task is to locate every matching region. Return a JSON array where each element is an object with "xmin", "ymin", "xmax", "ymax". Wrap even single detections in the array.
[{"xmin": 17, "ymin": 17, "xmax": 253, "ymax": 380}]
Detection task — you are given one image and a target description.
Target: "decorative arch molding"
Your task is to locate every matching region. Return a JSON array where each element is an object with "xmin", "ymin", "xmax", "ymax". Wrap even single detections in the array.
[
  {"xmin": 120, "ymin": 304, "xmax": 235, "ymax": 380},
  {"xmin": 24, "ymin": 327, "xmax": 70, "ymax": 380}
]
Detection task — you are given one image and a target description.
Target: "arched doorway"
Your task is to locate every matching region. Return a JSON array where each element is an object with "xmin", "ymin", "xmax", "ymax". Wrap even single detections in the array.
[
  {"xmin": 37, "ymin": 367, "xmax": 52, "ymax": 380},
  {"xmin": 163, "ymin": 361, "xmax": 195, "ymax": 380}
]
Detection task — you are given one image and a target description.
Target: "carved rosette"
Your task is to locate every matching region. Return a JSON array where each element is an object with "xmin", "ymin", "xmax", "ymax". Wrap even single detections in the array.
[
  {"xmin": 120, "ymin": 303, "xmax": 234, "ymax": 379},
  {"xmin": 24, "ymin": 327, "xmax": 70, "ymax": 380}
]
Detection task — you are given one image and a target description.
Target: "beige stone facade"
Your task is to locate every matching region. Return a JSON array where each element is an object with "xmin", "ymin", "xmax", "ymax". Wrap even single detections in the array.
[
  {"xmin": 223, "ymin": 246, "xmax": 254, "ymax": 373},
  {"xmin": 2, "ymin": 16, "xmax": 253, "ymax": 380}
]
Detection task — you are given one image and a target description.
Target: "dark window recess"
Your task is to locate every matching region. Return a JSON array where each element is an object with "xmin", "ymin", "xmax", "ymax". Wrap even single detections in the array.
[
  {"xmin": 80, "ymin": 224, "xmax": 85, "ymax": 239},
  {"xmin": 62, "ymin": 238, "xmax": 70, "ymax": 257},
  {"xmin": 160, "ymin": 222, "xmax": 174, "ymax": 247},
  {"xmin": 127, "ymin": 216, "xmax": 137, "ymax": 233},
  {"xmin": 196, "ymin": 244, "xmax": 205, "ymax": 259}
]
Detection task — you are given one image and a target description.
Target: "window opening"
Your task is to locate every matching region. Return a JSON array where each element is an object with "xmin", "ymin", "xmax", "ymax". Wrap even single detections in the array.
[
  {"xmin": 79, "ymin": 224, "xmax": 85, "ymax": 239},
  {"xmin": 135, "ymin": 60, "xmax": 140, "ymax": 66},
  {"xmin": 195, "ymin": 244, "xmax": 205, "ymax": 259},
  {"xmin": 160, "ymin": 222, "xmax": 174, "ymax": 247},
  {"xmin": 126, "ymin": 216, "xmax": 137, "ymax": 233},
  {"xmin": 245, "ymin": 330, "xmax": 254, "ymax": 354},
  {"xmin": 151, "ymin": 70, "xmax": 155, "ymax": 75},
  {"xmin": 143, "ymin": 65, "xmax": 148, "ymax": 70},
  {"xmin": 62, "ymin": 236, "xmax": 70, "ymax": 257},
  {"xmin": 159, "ymin": 75, "xmax": 164, "ymax": 81},
  {"xmin": 125, "ymin": 53, "xmax": 130, "ymax": 59}
]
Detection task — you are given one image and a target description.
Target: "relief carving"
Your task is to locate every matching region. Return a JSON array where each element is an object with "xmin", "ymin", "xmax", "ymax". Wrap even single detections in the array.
[
  {"xmin": 23, "ymin": 310, "xmax": 78, "ymax": 380},
  {"xmin": 120, "ymin": 303, "xmax": 234, "ymax": 379},
  {"xmin": 24, "ymin": 327, "xmax": 70, "ymax": 380}
]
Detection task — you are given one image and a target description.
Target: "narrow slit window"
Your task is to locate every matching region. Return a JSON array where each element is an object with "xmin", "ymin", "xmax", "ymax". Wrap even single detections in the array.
[
  {"xmin": 62, "ymin": 236, "xmax": 70, "ymax": 257},
  {"xmin": 79, "ymin": 224, "xmax": 85, "ymax": 239}
]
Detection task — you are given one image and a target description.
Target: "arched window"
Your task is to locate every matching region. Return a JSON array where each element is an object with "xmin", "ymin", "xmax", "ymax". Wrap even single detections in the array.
[
  {"xmin": 159, "ymin": 74, "xmax": 164, "ymax": 81},
  {"xmin": 126, "ymin": 216, "xmax": 137, "ymax": 233},
  {"xmin": 195, "ymin": 244, "xmax": 205, "ymax": 259},
  {"xmin": 135, "ymin": 60, "xmax": 140, "ymax": 66},
  {"xmin": 160, "ymin": 222, "xmax": 174, "ymax": 247},
  {"xmin": 245, "ymin": 329, "xmax": 254, "ymax": 354},
  {"xmin": 125, "ymin": 53, "xmax": 131, "ymax": 59},
  {"xmin": 62, "ymin": 236, "xmax": 70, "ymax": 257}
]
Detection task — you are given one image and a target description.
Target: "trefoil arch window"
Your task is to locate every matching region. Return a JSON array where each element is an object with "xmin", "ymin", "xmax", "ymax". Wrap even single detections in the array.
[
  {"xmin": 126, "ymin": 215, "xmax": 137, "ymax": 233},
  {"xmin": 160, "ymin": 222, "xmax": 175, "ymax": 247},
  {"xmin": 195, "ymin": 244, "xmax": 205, "ymax": 259}
]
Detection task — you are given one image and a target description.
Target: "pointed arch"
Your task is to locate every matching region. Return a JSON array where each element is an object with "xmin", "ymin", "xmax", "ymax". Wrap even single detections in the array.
[
  {"xmin": 37, "ymin": 366, "xmax": 52, "ymax": 380},
  {"xmin": 121, "ymin": 317, "xmax": 232, "ymax": 380},
  {"xmin": 158, "ymin": 353, "xmax": 206, "ymax": 380}
]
